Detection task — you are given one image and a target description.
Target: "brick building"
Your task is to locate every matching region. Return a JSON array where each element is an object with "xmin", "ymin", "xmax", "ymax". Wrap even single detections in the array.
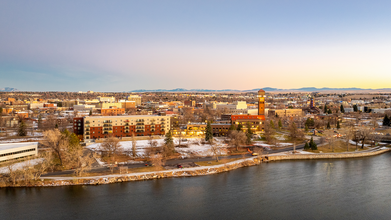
[{"xmin": 73, "ymin": 115, "xmax": 171, "ymax": 141}]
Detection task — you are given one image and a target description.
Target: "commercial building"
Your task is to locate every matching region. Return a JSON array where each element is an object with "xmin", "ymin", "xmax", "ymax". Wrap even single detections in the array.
[
  {"xmin": 127, "ymin": 95, "xmax": 142, "ymax": 106},
  {"xmin": 0, "ymin": 142, "xmax": 38, "ymax": 163},
  {"xmin": 268, "ymin": 108, "xmax": 303, "ymax": 117},
  {"xmin": 100, "ymin": 107, "xmax": 125, "ymax": 116},
  {"xmin": 73, "ymin": 115, "xmax": 171, "ymax": 141}
]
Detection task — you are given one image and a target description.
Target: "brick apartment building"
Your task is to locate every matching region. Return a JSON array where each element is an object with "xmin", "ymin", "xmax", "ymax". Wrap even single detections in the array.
[{"xmin": 73, "ymin": 115, "xmax": 171, "ymax": 141}]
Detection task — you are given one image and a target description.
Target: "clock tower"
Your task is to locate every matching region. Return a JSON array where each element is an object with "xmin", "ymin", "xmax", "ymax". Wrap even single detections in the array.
[{"xmin": 258, "ymin": 89, "xmax": 265, "ymax": 116}]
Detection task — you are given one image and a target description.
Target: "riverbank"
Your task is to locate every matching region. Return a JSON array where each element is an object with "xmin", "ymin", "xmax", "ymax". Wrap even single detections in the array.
[{"xmin": 3, "ymin": 147, "xmax": 391, "ymax": 188}]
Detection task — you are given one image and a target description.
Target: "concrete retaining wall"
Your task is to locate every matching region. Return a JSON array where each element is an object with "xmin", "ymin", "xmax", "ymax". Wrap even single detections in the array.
[{"xmin": 267, "ymin": 148, "xmax": 391, "ymax": 161}]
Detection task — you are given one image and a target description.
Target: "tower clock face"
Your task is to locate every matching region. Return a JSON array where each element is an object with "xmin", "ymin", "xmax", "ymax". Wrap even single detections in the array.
[{"xmin": 259, "ymin": 97, "xmax": 264, "ymax": 102}]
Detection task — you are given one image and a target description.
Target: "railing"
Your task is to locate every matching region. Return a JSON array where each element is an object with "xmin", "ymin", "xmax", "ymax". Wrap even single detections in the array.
[{"xmin": 85, "ymin": 121, "xmax": 90, "ymax": 124}]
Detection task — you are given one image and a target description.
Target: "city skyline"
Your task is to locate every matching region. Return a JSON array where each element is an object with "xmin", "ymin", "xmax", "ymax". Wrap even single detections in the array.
[{"xmin": 1, "ymin": 0, "xmax": 391, "ymax": 91}]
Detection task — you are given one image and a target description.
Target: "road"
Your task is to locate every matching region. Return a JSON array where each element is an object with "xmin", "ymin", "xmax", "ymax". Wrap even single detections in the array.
[{"xmin": 42, "ymin": 139, "xmax": 321, "ymax": 177}]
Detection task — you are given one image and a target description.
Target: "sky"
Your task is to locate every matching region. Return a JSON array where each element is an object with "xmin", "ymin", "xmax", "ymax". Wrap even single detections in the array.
[{"xmin": 1, "ymin": 0, "xmax": 391, "ymax": 91}]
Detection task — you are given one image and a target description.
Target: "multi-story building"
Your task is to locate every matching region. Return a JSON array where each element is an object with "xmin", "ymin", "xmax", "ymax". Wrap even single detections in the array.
[
  {"xmin": 0, "ymin": 142, "xmax": 38, "ymax": 163},
  {"xmin": 268, "ymin": 109, "xmax": 303, "ymax": 117},
  {"xmin": 127, "ymin": 95, "xmax": 141, "ymax": 106},
  {"xmin": 73, "ymin": 115, "xmax": 171, "ymax": 141},
  {"xmin": 100, "ymin": 107, "xmax": 125, "ymax": 116}
]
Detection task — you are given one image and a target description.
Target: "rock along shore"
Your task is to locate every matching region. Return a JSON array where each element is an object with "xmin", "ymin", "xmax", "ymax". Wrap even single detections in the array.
[{"xmin": 5, "ymin": 147, "xmax": 391, "ymax": 188}]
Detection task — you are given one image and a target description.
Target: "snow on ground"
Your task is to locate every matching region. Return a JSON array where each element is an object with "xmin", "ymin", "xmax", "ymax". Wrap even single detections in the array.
[
  {"xmin": 0, "ymin": 138, "xmax": 42, "ymax": 143},
  {"xmin": 86, "ymin": 138, "xmax": 228, "ymax": 158},
  {"xmin": 349, "ymin": 140, "xmax": 371, "ymax": 147},
  {"xmin": 253, "ymin": 141, "xmax": 292, "ymax": 148},
  {"xmin": 0, "ymin": 158, "xmax": 44, "ymax": 174}
]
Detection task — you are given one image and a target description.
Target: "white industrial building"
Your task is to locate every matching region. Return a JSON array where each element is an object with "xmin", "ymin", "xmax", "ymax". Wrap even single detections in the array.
[{"xmin": 0, "ymin": 142, "xmax": 38, "ymax": 163}]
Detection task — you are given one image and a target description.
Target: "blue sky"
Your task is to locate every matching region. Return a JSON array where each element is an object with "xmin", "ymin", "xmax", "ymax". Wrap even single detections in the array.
[{"xmin": 1, "ymin": 0, "xmax": 391, "ymax": 91}]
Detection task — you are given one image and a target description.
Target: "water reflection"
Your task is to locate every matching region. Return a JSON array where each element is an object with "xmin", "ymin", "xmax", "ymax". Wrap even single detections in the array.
[{"xmin": 2, "ymin": 154, "xmax": 391, "ymax": 220}]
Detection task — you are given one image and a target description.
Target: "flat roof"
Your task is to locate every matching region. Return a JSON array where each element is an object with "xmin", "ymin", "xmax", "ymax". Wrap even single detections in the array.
[
  {"xmin": 84, "ymin": 115, "xmax": 169, "ymax": 119},
  {"xmin": 0, "ymin": 142, "xmax": 38, "ymax": 151}
]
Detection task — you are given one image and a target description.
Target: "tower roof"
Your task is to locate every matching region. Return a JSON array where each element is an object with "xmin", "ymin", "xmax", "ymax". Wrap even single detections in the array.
[{"xmin": 258, "ymin": 89, "xmax": 265, "ymax": 93}]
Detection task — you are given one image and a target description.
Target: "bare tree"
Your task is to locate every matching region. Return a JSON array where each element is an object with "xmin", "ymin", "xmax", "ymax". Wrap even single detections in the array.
[
  {"xmin": 340, "ymin": 128, "xmax": 354, "ymax": 152},
  {"xmin": 209, "ymin": 141, "xmax": 225, "ymax": 162},
  {"xmin": 288, "ymin": 122, "xmax": 304, "ymax": 153},
  {"xmin": 357, "ymin": 127, "xmax": 371, "ymax": 149},
  {"xmin": 131, "ymin": 133, "xmax": 137, "ymax": 158},
  {"xmin": 68, "ymin": 149, "xmax": 96, "ymax": 177},
  {"xmin": 100, "ymin": 136, "xmax": 123, "ymax": 158},
  {"xmin": 150, "ymin": 153, "xmax": 164, "ymax": 171},
  {"xmin": 229, "ymin": 130, "xmax": 247, "ymax": 151},
  {"xmin": 264, "ymin": 120, "xmax": 276, "ymax": 144},
  {"xmin": 324, "ymin": 130, "xmax": 336, "ymax": 152},
  {"xmin": 41, "ymin": 129, "xmax": 69, "ymax": 166}
]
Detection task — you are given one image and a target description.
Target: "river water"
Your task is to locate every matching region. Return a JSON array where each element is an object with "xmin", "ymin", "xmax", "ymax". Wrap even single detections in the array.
[{"xmin": 2, "ymin": 153, "xmax": 391, "ymax": 220}]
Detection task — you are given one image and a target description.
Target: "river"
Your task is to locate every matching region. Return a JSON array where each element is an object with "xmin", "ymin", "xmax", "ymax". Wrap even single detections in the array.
[{"xmin": 2, "ymin": 153, "xmax": 391, "ymax": 220}]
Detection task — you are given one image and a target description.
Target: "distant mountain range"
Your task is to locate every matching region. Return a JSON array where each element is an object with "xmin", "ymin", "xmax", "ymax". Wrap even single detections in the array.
[
  {"xmin": 0, "ymin": 87, "xmax": 18, "ymax": 92},
  {"xmin": 130, "ymin": 87, "xmax": 391, "ymax": 93}
]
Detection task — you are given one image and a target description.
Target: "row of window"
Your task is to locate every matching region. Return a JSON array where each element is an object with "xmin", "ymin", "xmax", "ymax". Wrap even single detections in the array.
[{"xmin": 0, "ymin": 148, "xmax": 36, "ymax": 158}]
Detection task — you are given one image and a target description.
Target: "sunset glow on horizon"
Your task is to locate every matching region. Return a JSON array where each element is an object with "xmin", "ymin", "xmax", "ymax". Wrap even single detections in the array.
[{"xmin": 1, "ymin": 0, "xmax": 391, "ymax": 91}]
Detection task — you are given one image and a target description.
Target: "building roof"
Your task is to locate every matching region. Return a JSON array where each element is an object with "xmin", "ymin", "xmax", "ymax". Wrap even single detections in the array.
[
  {"xmin": 84, "ymin": 115, "xmax": 169, "ymax": 119},
  {"xmin": 0, "ymin": 142, "xmax": 38, "ymax": 151}
]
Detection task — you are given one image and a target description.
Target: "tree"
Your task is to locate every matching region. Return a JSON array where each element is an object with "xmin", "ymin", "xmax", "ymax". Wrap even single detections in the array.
[
  {"xmin": 304, "ymin": 142, "xmax": 310, "ymax": 150},
  {"xmin": 41, "ymin": 130, "xmax": 69, "ymax": 166},
  {"xmin": 229, "ymin": 130, "xmax": 246, "ymax": 151},
  {"xmin": 18, "ymin": 120, "xmax": 27, "ymax": 136},
  {"xmin": 324, "ymin": 130, "xmax": 336, "ymax": 152},
  {"xmin": 288, "ymin": 122, "xmax": 304, "ymax": 153},
  {"xmin": 340, "ymin": 128, "xmax": 353, "ymax": 152},
  {"xmin": 278, "ymin": 119, "xmax": 282, "ymax": 130},
  {"xmin": 357, "ymin": 127, "xmax": 371, "ymax": 149},
  {"xmin": 309, "ymin": 137, "xmax": 317, "ymax": 150},
  {"xmin": 383, "ymin": 115, "xmax": 390, "ymax": 126},
  {"xmin": 353, "ymin": 105, "xmax": 358, "ymax": 112},
  {"xmin": 305, "ymin": 124, "xmax": 309, "ymax": 132},
  {"xmin": 264, "ymin": 120, "xmax": 276, "ymax": 144},
  {"xmin": 150, "ymin": 153, "xmax": 164, "ymax": 171},
  {"xmin": 327, "ymin": 109, "xmax": 332, "ymax": 114},
  {"xmin": 37, "ymin": 114, "xmax": 43, "ymax": 129},
  {"xmin": 246, "ymin": 122, "xmax": 253, "ymax": 145},
  {"xmin": 205, "ymin": 121, "xmax": 213, "ymax": 142},
  {"xmin": 336, "ymin": 121, "xmax": 341, "ymax": 129},
  {"xmin": 89, "ymin": 110, "xmax": 92, "ymax": 116},
  {"xmin": 228, "ymin": 124, "xmax": 236, "ymax": 134},
  {"xmin": 210, "ymin": 142, "xmax": 225, "ymax": 162},
  {"xmin": 326, "ymin": 121, "xmax": 331, "ymax": 129},
  {"xmin": 131, "ymin": 133, "xmax": 137, "ymax": 158},
  {"xmin": 270, "ymin": 120, "xmax": 275, "ymax": 129},
  {"xmin": 164, "ymin": 130, "xmax": 174, "ymax": 145},
  {"xmin": 100, "ymin": 136, "xmax": 122, "ymax": 157},
  {"xmin": 237, "ymin": 123, "xmax": 243, "ymax": 132},
  {"xmin": 340, "ymin": 104, "xmax": 345, "ymax": 113},
  {"xmin": 324, "ymin": 105, "xmax": 328, "ymax": 113}
]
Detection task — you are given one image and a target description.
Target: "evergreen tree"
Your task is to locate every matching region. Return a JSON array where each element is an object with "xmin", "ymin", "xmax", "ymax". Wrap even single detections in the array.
[
  {"xmin": 246, "ymin": 122, "xmax": 253, "ymax": 145},
  {"xmin": 18, "ymin": 120, "xmax": 27, "ymax": 136},
  {"xmin": 164, "ymin": 130, "xmax": 174, "ymax": 145},
  {"xmin": 270, "ymin": 120, "xmax": 275, "ymax": 129},
  {"xmin": 38, "ymin": 114, "xmax": 42, "ymax": 129},
  {"xmin": 353, "ymin": 105, "xmax": 358, "ymax": 112},
  {"xmin": 278, "ymin": 119, "xmax": 282, "ymax": 130},
  {"xmin": 309, "ymin": 137, "xmax": 317, "ymax": 150},
  {"xmin": 305, "ymin": 124, "xmax": 309, "ymax": 132},
  {"xmin": 324, "ymin": 105, "xmax": 328, "ymax": 113},
  {"xmin": 383, "ymin": 115, "xmax": 390, "ymax": 126},
  {"xmin": 237, "ymin": 123, "xmax": 243, "ymax": 132},
  {"xmin": 327, "ymin": 121, "xmax": 331, "ymax": 129},
  {"xmin": 304, "ymin": 142, "xmax": 310, "ymax": 150},
  {"xmin": 89, "ymin": 110, "xmax": 92, "ymax": 116},
  {"xmin": 229, "ymin": 124, "xmax": 236, "ymax": 131},
  {"xmin": 327, "ymin": 109, "xmax": 332, "ymax": 114},
  {"xmin": 340, "ymin": 104, "xmax": 345, "ymax": 113},
  {"xmin": 55, "ymin": 123, "xmax": 58, "ymax": 129},
  {"xmin": 275, "ymin": 113, "xmax": 279, "ymax": 118},
  {"xmin": 205, "ymin": 121, "xmax": 213, "ymax": 142},
  {"xmin": 337, "ymin": 121, "xmax": 341, "ymax": 129}
]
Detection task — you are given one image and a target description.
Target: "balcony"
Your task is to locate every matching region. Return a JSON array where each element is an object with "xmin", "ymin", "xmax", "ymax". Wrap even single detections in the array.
[
  {"xmin": 103, "ymin": 120, "xmax": 112, "ymax": 123},
  {"xmin": 85, "ymin": 121, "xmax": 90, "ymax": 124},
  {"xmin": 85, "ymin": 132, "xmax": 90, "ymax": 135},
  {"xmin": 85, "ymin": 128, "xmax": 90, "ymax": 131},
  {"xmin": 136, "ymin": 130, "xmax": 144, "ymax": 133},
  {"xmin": 136, "ymin": 122, "xmax": 144, "ymax": 125},
  {"xmin": 103, "ymin": 124, "xmax": 112, "ymax": 127}
]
